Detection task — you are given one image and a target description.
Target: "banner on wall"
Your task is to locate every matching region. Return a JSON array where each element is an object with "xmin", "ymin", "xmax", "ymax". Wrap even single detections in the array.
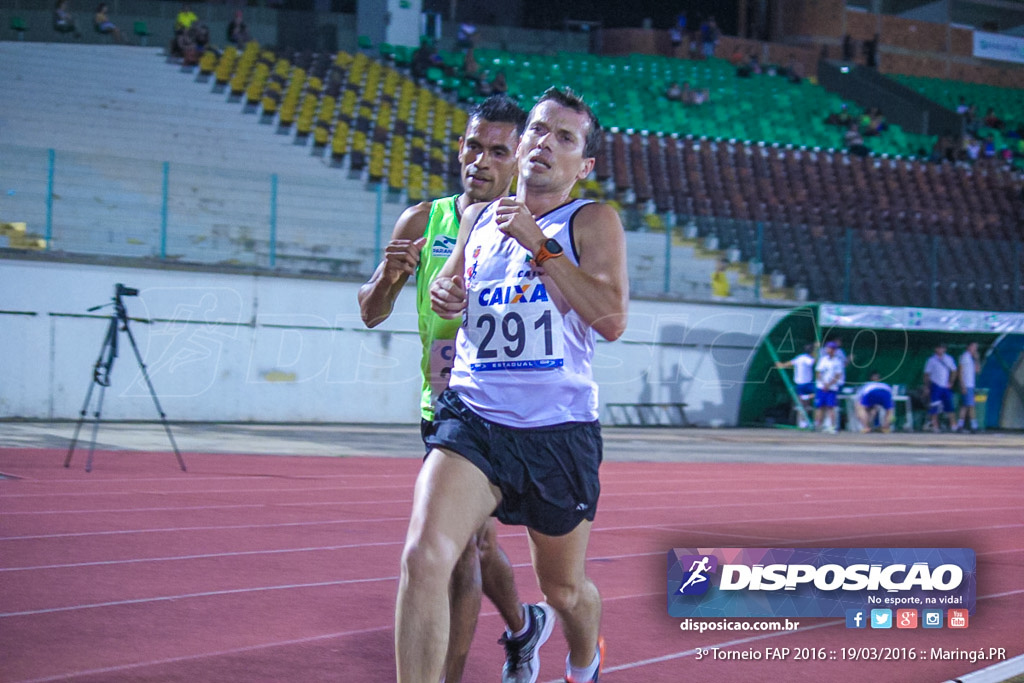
[
  {"xmin": 973, "ymin": 31, "xmax": 1024, "ymax": 65},
  {"xmin": 819, "ymin": 304, "xmax": 1024, "ymax": 334}
]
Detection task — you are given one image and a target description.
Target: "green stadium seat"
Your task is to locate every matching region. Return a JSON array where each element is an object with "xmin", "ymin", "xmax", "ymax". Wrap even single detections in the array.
[
  {"xmin": 133, "ymin": 21, "xmax": 150, "ymax": 45},
  {"xmin": 11, "ymin": 16, "xmax": 27, "ymax": 40}
]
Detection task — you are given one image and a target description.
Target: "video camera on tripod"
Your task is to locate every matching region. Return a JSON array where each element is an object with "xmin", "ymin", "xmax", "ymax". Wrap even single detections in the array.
[{"xmin": 66, "ymin": 283, "xmax": 187, "ymax": 472}]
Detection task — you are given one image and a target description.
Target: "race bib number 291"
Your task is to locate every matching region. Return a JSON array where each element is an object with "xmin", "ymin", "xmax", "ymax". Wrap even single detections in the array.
[{"xmin": 466, "ymin": 279, "xmax": 564, "ymax": 371}]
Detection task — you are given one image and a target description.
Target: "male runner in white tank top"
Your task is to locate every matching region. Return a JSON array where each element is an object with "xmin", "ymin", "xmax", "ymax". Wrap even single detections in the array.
[{"xmin": 395, "ymin": 87, "xmax": 628, "ymax": 683}]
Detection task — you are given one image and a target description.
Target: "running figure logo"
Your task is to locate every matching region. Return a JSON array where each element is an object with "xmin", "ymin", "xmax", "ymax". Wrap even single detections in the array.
[{"xmin": 677, "ymin": 554, "xmax": 718, "ymax": 595}]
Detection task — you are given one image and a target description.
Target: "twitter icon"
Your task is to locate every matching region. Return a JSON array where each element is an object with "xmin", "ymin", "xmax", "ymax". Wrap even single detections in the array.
[{"xmin": 870, "ymin": 609, "xmax": 892, "ymax": 629}]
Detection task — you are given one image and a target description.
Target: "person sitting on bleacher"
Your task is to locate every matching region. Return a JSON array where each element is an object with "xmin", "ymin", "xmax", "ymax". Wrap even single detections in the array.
[
  {"xmin": 54, "ymin": 0, "xmax": 82, "ymax": 38},
  {"xmin": 410, "ymin": 39, "xmax": 439, "ymax": 82},
  {"xmin": 170, "ymin": 3, "xmax": 201, "ymax": 61},
  {"xmin": 855, "ymin": 372, "xmax": 894, "ymax": 433},
  {"xmin": 175, "ymin": 3, "xmax": 197, "ymax": 33},
  {"xmin": 93, "ymin": 3, "xmax": 124, "ymax": 42},
  {"xmin": 226, "ymin": 10, "xmax": 250, "ymax": 48}
]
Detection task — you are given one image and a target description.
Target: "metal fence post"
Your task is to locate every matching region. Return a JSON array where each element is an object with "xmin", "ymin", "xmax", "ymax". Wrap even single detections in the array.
[
  {"xmin": 374, "ymin": 181, "xmax": 384, "ymax": 260},
  {"xmin": 45, "ymin": 149, "xmax": 55, "ymax": 249},
  {"xmin": 269, "ymin": 173, "xmax": 278, "ymax": 268},
  {"xmin": 664, "ymin": 220, "xmax": 672, "ymax": 295},
  {"xmin": 160, "ymin": 161, "xmax": 169, "ymax": 260},
  {"xmin": 844, "ymin": 227, "xmax": 852, "ymax": 303}
]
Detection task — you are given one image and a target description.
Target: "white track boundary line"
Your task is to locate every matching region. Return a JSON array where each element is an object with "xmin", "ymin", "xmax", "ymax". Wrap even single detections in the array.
[
  {"xmin": 7, "ymin": 589, "xmax": 661, "ymax": 683},
  {"xmin": 0, "ymin": 552, "xmax": 661, "ymax": 617},
  {"xmin": 4, "ymin": 502, "xmax": 1019, "ymax": 542},
  {"xmin": 7, "ymin": 489, "xmax": 1017, "ymax": 517},
  {"xmin": 6, "ymin": 538, "xmax": 1018, "ymax": 576},
  {"xmin": 7, "ymin": 473, "xmax": 1008, "ymax": 499}
]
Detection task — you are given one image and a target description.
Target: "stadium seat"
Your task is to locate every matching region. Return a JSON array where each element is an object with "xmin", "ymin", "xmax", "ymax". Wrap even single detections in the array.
[
  {"xmin": 10, "ymin": 16, "xmax": 27, "ymax": 40},
  {"xmin": 133, "ymin": 21, "xmax": 150, "ymax": 46}
]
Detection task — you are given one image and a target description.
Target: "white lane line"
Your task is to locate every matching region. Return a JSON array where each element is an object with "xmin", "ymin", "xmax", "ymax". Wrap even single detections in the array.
[{"xmin": 7, "ymin": 490, "xmax": 1018, "ymax": 516}]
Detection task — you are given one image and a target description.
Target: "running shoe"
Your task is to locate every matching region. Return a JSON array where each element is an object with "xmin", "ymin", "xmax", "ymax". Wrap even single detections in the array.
[
  {"xmin": 499, "ymin": 602, "xmax": 556, "ymax": 683},
  {"xmin": 564, "ymin": 636, "xmax": 605, "ymax": 683}
]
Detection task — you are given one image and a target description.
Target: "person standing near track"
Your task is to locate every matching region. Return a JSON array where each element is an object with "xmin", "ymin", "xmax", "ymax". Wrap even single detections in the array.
[
  {"xmin": 359, "ymin": 95, "xmax": 541, "ymax": 683},
  {"xmin": 957, "ymin": 341, "xmax": 980, "ymax": 433},
  {"xmin": 396, "ymin": 87, "xmax": 628, "ymax": 683},
  {"xmin": 814, "ymin": 341, "xmax": 844, "ymax": 433},
  {"xmin": 924, "ymin": 341, "xmax": 957, "ymax": 433},
  {"xmin": 776, "ymin": 343, "xmax": 817, "ymax": 429}
]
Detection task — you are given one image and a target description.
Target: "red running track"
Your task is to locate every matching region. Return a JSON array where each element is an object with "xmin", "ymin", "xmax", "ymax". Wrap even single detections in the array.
[{"xmin": 1, "ymin": 447, "xmax": 1022, "ymax": 683}]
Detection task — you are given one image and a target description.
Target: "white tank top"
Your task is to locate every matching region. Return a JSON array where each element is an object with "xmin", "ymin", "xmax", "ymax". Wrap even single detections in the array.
[{"xmin": 450, "ymin": 198, "xmax": 598, "ymax": 428}]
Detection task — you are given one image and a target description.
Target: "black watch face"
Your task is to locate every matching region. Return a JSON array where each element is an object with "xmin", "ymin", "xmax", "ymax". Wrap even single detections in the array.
[{"xmin": 545, "ymin": 238, "xmax": 563, "ymax": 255}]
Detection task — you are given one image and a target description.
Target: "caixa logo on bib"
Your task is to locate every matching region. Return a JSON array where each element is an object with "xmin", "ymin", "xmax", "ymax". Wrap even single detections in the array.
[{"xmin": 667, "ymin": 548, "xmax": 976, "ymax": 618}]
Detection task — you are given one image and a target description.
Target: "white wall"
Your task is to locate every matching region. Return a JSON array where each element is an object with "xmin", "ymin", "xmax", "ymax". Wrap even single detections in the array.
[{"xmin": 0, "ymin": 259, "xmax": 792, "ymax": 424}]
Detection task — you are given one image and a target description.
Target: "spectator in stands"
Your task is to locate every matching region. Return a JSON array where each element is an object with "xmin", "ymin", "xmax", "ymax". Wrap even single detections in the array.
[
  {"xmin": 955, "ymin": 96, "xmax": 969, "ymax": 115},
  {"xmin": 844, "ymin": 122, "xmax": 869, "ymax": 157},
  {"xmin": 863, "ymin": 33, "xmax": 879, "ymax": 69},
  {"xmin": 192, "ymin": 21, "xmax": 210, "ymax": 53},
  {"xmin": 982, "ymin": 108, "xmax": 1003, "ymax": 131},
  {"xmin": 456, "ymin": 23, "xmax": 477, "ymax": 52},
  {"xmin": 462, "ymin": 47, "xmax": 480, "ymax": 81},
  {"xmin": 841, "ymin": 33, "xmax": 855, "ymax": 61},
  {"xmin": 957, "ymin": 341, "xmax": 980, "ymax": 433},
  {"xmin": 54, "ymin": 0, "xmax": 81, "ymax": 38},
  {"xmin": 736, "ymin": 53, "xmax": 760, "ymax": 78},
  {"xmin": 786, "ymin": 59, "xmax": 805, "ymax": 84},
  {"xmin": 476, "ymin": 70, "xmax": 494, "ymax": 97},
  {"xmin": 776, "ymin": 343, "xmax": 817, "ymax": 429},
  {"xmin": 489, "ymin": 70, "xmax": 508, "ymax": 95},
  {"xmin": 175, "ymin": 3, "xmax": 198, "ymax": 33},
  {"xmin": 170, "ymin": 24, "xmax": 194, "ymax": 60},
  {"xmin": 964, "ymin": 136, "xmax": 981, "ymax": 162},
  {"xmin": 226, "ymin": 10, "xmax": 250, "ymax": 47},
  {"xmin": 711, "ymin": 258, "xmax": 731, "ymax": 298},
  {"xmin": 665, "ymin": 82, "xmax": 684, "ymax": 102},
  {"xmin": 964, "ymin": 104, "xmax": 979, "ymax": 136},
  {"xmin": 923, "ymin": 341, "xmax": 958, "ymax": 433},
  {"xmin": 669, "ymin": 26, "xmax": 683, "ymax": 58},
  {"xmin": 700, "ymin": 16, "xmax": 720, "ymax": 59},
  {"xmin": 982, "ymin": 134, "xmax": 997, "ymax": 160},
  {"xmin": 93, "ymin": 3, "xmax": 124, "ymax": 42},
  {"xmin": 865, "ymin": 107, "xmax": 887, "ymax": 136},
  {"xmin": 855, "ymin": 371, "xmax": 895, "ymax": 433},
  {"xmin": 825, "ymin": 103, "xmax": 852, "ymax": 127},
  {"xmin": 411, "ymin": 39, "xmax": 439, "ymax": 82}
]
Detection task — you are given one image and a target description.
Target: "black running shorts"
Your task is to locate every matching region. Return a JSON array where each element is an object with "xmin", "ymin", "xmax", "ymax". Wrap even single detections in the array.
[{"xmin": 426, "ymin": 389, "xmax": 602, "ymax": 537}]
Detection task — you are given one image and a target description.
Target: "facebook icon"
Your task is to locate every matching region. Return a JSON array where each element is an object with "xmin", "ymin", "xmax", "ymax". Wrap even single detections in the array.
[{"xmin": 846, "ymin": 609, "xmax": 867, "ymax": 629}]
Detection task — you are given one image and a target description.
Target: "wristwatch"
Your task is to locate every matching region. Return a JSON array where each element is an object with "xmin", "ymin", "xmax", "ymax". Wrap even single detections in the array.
[{"xmin": 534, "ymin": 238, "xmax": 564, "ymax": 265}]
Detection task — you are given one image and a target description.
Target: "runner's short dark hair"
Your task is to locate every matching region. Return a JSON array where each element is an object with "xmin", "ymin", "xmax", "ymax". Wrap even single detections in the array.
[
  {"xmin": 533, "ymin": 87, "xmax": 602, "ymax": 158},
  {"xmin": 469, "ymin": 94, "xmax": 527, "ymax": 136}
]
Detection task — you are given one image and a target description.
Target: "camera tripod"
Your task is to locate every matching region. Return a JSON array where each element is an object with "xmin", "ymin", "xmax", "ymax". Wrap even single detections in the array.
[{"xmin": 64, "ymin": 284, "xmax": 187, "ymax": 473}]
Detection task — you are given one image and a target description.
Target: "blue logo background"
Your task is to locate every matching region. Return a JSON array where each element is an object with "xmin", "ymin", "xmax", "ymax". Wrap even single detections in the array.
[
  {"xmin": 675, "ymin": 554, "xmax": 718, "ymax": 595},
  {"xmin": 845, "ymin": 609, "xmax": 867, "ymax": 628},
  {"xmin": 922, "ymin": 609, "xmax": 944, "ymax": 628},
  {"xmin": 870, "ymin": 609, "xmax": 893, "ymax": 629}
]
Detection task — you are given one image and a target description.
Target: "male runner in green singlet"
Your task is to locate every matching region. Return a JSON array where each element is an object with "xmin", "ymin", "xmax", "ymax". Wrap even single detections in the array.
[{"xmin": 360, "ymin": 95, "xmax": 554, "ymax": 683}]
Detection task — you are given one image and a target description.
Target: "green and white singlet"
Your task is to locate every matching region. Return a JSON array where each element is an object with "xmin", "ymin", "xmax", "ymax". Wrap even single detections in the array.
[{"xmin": 415, "ymin": 195, "xmax": 463, "ymax": 421}]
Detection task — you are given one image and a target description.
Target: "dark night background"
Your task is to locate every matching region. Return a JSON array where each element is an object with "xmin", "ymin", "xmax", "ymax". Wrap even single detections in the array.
[{"xmin": 519, "ymin": 0, "xmax": 739, "ymax": 33}]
